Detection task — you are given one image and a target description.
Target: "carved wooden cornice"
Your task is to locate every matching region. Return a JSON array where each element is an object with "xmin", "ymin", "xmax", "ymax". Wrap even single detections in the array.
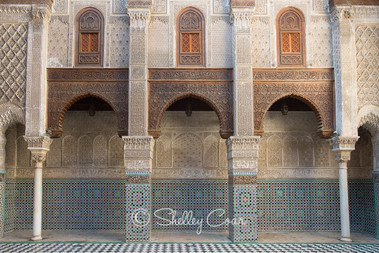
[
  {"xmin": 47, "ymin": 68, "xmax": 129, "ymax": 82},
  {"xmin": 47, "ymin": 68, "xmax": 129, "ymax": 138},
  {"xmin": 253, "ymin": 68, "xmax": 334, "ymax": 82},
  {"xmin": 148, "ymin": 68, "xmax": 234, "ymax": 139},
  {"xmin": 253, "ymin": 68, "xmax": 335, "ymax": 138},
  {"xmin": 149, "ymin": 68, "xmax": 233, "ymax": 82}
]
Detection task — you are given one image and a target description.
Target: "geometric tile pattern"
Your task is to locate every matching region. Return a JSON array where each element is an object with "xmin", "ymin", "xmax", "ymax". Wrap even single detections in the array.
[
  {"xmin": 349, "ymin": 180, "xmax": 376, "ymax": 235},
  {"xmin": 2, "ymin": 180, "xmax": 376, "ymax": 237},
  {"xmin": 229, "ymin": 183, "xmax": 257, "ymax": 242},
  {"xmin": 0, "ymin": 182, "xmax": 5, "ymax": 237},
  {"xmin": 257, "ymin": 181, "xmax": 341, "ymax": 231},
  {"xmin": 375, "ymin": 175, "xmax": 379, "ymax": 239},
  {"xmin": 1, "ymin": 242, "xmax": 379, "ymax": 253},
  {"xmin": 4, "ymin": 181, "xmax": 126, "ymax": 232},
  {"xmin": 0, "ymin": 24, "xmax": 28, "ymax": 106},
  {"xmin": 126, "ymin": 184, "xmax": 150, "ymax": 241},
  {"xmin": 152, "ymin": 181, "xmax": 228, "ymax": 232}
]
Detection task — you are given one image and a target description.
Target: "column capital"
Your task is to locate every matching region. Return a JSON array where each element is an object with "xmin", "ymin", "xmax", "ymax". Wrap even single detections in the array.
[
  {"xmin": 123, "ymin": 136, "xmax": 154, "ymax": 172},
  {"xmin": 24, "ymin": 136, "xmax": 52, "ymax": 151},
  {"xmin": 25, "ymin": 136, "xmax": 52, "ymax": 166},
  {"xmin": 331, "ymin": 136, "xmax": 359, "ymax": 163}
]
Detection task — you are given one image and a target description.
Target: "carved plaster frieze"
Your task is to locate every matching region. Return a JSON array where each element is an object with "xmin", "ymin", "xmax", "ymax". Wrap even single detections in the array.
[
  {"xmin": 123, "ymin": 136, "xmax": 154, "ymax": 151},
  {"xmin": 227, "ymin": 136, "xmax": 260, "ymax": 153},
  {"xmin": 127, "ymin": 9, "xmax": 150, "ymax": 30},
  {"xmin": 331, "ymin": 136, "xmax": 359, "ymax": 151},
  {"xmin": 331, "ymin": 136, "xmax": 359, "ymax": 163},
  {"xmin": 125, "ymin": 174, "xmax": 150, "ymax": 184},
  {"xmin": 229, "ymin": 174, "xmax": 257, "ymax": 185},
  {"xmin": 31, "ymin": 5, "xmax": 52, "ymax": 22},
  {"xmin": 24, "ymin": 136, "xmax": 52, "ymax": 151},
  {"xmin": 352, "ymin": 6, "xmax": 379, "ymax": 20},
  {"xmin": 0, "ymin": 5, "xmax": 31, "ymax": 15},
  {"xmin": 359, "ymin": 112, "xmax": 379, "ymax": 136},
  {"xmin": 230, "ymin": 9, "xmax": 254, "ymax": 32},
  {"xmin": 127, "ymin": 0, "xmax": 151, "ymax": 8}
]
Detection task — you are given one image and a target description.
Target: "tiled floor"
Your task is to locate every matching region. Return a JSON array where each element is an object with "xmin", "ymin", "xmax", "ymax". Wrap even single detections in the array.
[{"xmin": 0, "ymin": 242, "xmax": 379, "ymax": 253}]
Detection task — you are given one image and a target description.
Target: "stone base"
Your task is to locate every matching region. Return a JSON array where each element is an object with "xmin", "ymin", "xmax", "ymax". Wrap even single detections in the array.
[
  {"xmin": 31, "ymin": 235, "xmax": 42, "ymax": 241},
  {"xmin": 340, "ymin": 237, "xmax": 352, "ymax": 242}
]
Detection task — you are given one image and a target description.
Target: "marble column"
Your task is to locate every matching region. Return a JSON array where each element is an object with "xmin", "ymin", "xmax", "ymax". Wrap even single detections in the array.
[
  {"xmin": 24, "ymin": 136, "xmax": 52, "ymax": 241},
  {"xmin": 372, "ymin": 130, "xmax": 379, "ymax": 239},
  {"xmin": 332, "ymin": 136, "xmax": 359, "ymax": 242},
  {"xmin": 227, "ymin": 136, "xmax": 260, "ymax": 242},
  {"xmin": 0, "ymin": 129, "xmax": 6, "ymax": 238},
  {"xmin": 123, "ymin": 136, "xmax": 154, "ymax": 241}
]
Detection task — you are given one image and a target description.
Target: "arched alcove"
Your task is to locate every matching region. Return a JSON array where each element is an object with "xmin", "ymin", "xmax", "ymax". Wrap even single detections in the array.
[{"xmin": 151, "ymin": 97, "xmax": 228, "ymax": 235}]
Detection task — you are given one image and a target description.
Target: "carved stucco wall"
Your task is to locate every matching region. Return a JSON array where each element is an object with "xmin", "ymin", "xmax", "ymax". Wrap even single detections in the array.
[
  {"xmin": 253, "ymin": 0, "xmax": 333, "ymax": 68},
  {"xmin": 148, "ymin": 0, "xmax": 232, "ymax": 68},
  {"xmin": 48, "ymin": 0, "xmax": 129, "ymax": 68},
  {"xmin": 5, "ymin": 111, "xmax": 124, "ymax": 180},
  {"xmin": 0, "ymin": 23, "xmax": 28, "ymax": 107},
  {"xmin": 355, "ymin": 24, "xmax": 378, "ymax": 110},
  {"xmin": 259, "ymin": 112, "xmax": 372, "ymax": 180},
  {"xmin": 152, "ymin": 111, "xmax": 228, "ymax": 180}
]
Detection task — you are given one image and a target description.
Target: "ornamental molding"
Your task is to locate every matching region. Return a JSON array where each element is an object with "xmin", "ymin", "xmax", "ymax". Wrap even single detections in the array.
[
  {"xmin": 227, "ymin": 136, "xmax": 260, "ymax": 151},
  {"xmin": 31, "ymin": 6, "xmax": 52, "ymax": 21},
  {"xmin": 24, "ymin": 136, "xmax": 52, "ymax": 151},
  {"xmin": 149, "ymin": 68, "xmax": 233, "ymax": 82},
  {"xmin": 0, "ymin": 103, "xmax": 24, "ymax": 131},
  {"xmin": 127, "ymin": 0, "xmax": 151, "ymax": 8},
  {"xmin": 253, "ymin": 68, "xmax": 334, "ymax": 82},
  {"xmin": 359, "ymin": 112, "xmax": 379, "ymax": 136},
  {"xmin": 352, "ymin": 6, "xmax": 379, "ymax": 20},
  {"xmin": 47, "ymin": 68, "xmax": 129, "ymax": 82},
  {"xmin": 122, "ymin": 136, "xmax": 154, "ymax": 151},
  {"xmin": 331, "ymin": 136, "xmax": 359, "ymax": 152},
  {"xmin": 229, "ymin": 174, "xmax": 257, "ymax": 185},
  {"xmin": 0, "ymin": 5, "xmax": 31, "ymax": 15},
  {"xmin": 125, "ymin": 175, "xmax": 150, "ymax": 184},
  {"xmin": 230, "ymin": 9, "xmax": 254, "ymax": 25},
  {"xmin": 127, "ymin": 9, "xmax": 150, "ymax": 29}
]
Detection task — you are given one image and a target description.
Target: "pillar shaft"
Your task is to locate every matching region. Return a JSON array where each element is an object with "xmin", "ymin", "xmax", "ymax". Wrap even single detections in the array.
[
  {"xmin": 332, "ymin": 136, "xmax": 359, "ymax": 242},
  {"xmin": 338, "ymin": 162, "xmax": 350, "ymax": 241},
  {"xmin": 32, "ymin": 165, "xmax": 43, "ymax": 240},
  {"xmin": 25, "ymin": 136, "xmax": 51, "ymax": 241}
]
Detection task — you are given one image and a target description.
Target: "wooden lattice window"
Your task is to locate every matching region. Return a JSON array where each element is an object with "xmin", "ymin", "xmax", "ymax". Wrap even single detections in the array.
[
  {"xmin": 177, "ymin": 8, "xmax": 205, "ymax": 66},
  {"xmin": 76, "ymin": 8, "xmax": 104, "ymax": 66},
  {"xmin": 277, "ymin": 7, "xmax": 306, "ymax": 67}
]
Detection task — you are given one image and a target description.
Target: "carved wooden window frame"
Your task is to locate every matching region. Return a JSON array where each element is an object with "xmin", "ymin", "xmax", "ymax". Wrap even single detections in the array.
[
  {"xmin": 76, "ymin": 7, "xmax": 104, "ymax": 67},
  {"xmin": 276, "ymin": 7, "xmax": 306, "ymax": 67},
  {"xmin": 177, "ymin": 7, "xmax": 205, "ymax": 67}
]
